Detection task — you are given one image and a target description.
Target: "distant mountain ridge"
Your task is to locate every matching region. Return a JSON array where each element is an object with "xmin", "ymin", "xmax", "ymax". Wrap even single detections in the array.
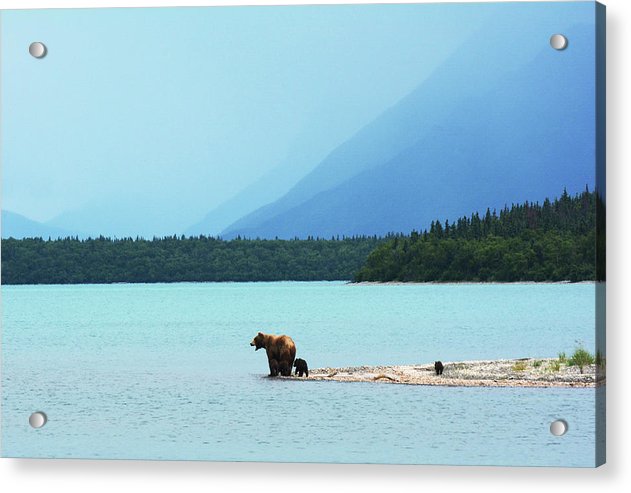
[
  {"xmin": 184, "ymin": 137, "xmax": 325, "ymax": 237},
  {"xmin": 1, "ymin": 210, "xmax": 75, "ymax": 240},
  {"xmin": 219, "ymin": 31, "xmax": 505, "ymax": 238},
  {"xmin": 219, "ymin": 23, "xmax": 595, "ymax": 240}
]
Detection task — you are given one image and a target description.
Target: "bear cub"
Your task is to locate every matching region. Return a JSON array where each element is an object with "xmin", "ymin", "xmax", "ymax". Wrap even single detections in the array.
[
  {"xmin": 294, "ymin": 358, "xmax": 309, "ymax": 377},
  {"xmin": 434, "ymin": 361, "xmax": 444, "ymax": 376}
]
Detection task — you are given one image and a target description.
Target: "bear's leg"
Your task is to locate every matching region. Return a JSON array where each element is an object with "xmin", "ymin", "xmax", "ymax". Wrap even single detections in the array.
[{"xmin": 269, "ymin": 359, "xmax": 279, "ymax": 377}]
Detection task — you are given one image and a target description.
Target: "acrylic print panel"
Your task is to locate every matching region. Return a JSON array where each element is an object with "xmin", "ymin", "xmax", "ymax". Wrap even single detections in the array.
[{"xmin": 1, "ymin": 2, "xmax": 605, "ymax": 466}]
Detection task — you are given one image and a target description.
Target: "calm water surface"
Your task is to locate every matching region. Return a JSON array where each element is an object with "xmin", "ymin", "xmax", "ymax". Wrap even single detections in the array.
[{"xmin": 1, "ymin": 282, "xmax": 600, "ymax": 466}]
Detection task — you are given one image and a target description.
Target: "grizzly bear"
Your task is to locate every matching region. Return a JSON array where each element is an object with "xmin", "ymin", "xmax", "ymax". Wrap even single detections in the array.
[
  {"xmin": 434, "ymin": 361, "xmax": 444, "ymax": 375},
  {"xmin": 250, "ymin": 332, "xmax": 296, "ymax": 377},
  {"xmin": 294, "ymin": 358, "xmax": 309, "ymax": 377}
]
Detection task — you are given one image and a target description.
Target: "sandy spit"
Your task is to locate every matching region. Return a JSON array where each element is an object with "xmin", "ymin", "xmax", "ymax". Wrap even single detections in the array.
[{"xmin": 298, "ymin": 359, "xmax": 604, "ymax": 388}]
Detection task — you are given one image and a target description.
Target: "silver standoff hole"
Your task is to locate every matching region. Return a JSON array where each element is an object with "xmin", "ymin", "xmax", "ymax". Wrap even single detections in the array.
[
  {"xmin": 29, "ymin": 42, "xmax": 47, "ymax": 59},
  {"xmin": 550, "ymin": 419, "xmax": 568, "ymax": 436},
  {"xmin": 550, "ymin": 34, "xmax": 568, "ymax": 51},
  {"xmin": 29, "ymin": 411, "xmax": 48, "ymax": 429}
]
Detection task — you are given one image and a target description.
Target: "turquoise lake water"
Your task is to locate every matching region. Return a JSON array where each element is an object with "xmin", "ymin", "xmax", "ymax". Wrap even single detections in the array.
[{"xmin": 1, "ymin": 282, "xmax": 602, "ymax": 466}]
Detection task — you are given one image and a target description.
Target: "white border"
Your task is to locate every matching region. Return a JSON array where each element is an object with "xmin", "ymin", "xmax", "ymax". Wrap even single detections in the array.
[{"xmin": 1, "ymin": 1, "xmax": 630, "ymax": 492}]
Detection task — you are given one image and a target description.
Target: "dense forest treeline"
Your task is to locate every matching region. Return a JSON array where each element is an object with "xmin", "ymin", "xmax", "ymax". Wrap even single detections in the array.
[
  {"xmin": 1, "ymin": 188, "xmax": 603, "ymax": 285},
  {"xmin": 1, "ymin": 236, "xmax": 383, "ymax": 284},
  {"xmin": 354, "ymin": 188, "xmax": 605, "ymax": 283}
]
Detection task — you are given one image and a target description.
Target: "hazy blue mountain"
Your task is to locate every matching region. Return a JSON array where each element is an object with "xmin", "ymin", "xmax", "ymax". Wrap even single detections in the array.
[
  {"xmin": 45, "ymin": 197, "xmax": 186, "ymax": 239},
  {"xmin": 223, "ymin": 23, "xmax": 596, "ymax": 239},
  {"xmin": 1, "ymin": 210, "xmax": 75, "ymax": 239},
  {"xmin": 220, "ymin": 21, "xmax": 550, "ymax": 238},
  {"xmin": 185, "ymin": 131, "xmax": 331, "ymax": 237},
  {"xmin": 184, "ymin": 164, "xmax": 307, "ymax": 237}
]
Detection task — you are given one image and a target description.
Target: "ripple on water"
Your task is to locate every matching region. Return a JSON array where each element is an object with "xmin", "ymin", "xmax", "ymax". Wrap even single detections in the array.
[{"xmin": 2, "ymin": 282, "xmax": 599, "ymax": 466}]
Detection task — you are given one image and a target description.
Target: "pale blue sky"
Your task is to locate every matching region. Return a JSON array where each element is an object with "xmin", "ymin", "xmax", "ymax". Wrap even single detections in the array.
[{"xmin": 1, "ymin": 3, "xmax": 594, "ymax": 236}]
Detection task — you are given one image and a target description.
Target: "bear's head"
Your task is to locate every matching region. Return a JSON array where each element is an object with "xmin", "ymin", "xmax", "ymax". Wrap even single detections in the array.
[{"xmin": 250, "ymin": 332, "xmax": 266, "ymax": 351}]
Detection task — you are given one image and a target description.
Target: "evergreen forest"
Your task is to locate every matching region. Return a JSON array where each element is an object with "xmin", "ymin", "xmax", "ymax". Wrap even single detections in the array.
[
  {"xmin": 354, "ymin": 188, "xmax": 604, "ymax": 283},
  {"xmin": 1, "ymin": 189, "xmax": 604, "ymax": 285}
]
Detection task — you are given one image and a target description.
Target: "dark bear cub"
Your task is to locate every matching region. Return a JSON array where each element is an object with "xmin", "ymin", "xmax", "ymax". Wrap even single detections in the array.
[
  {"xmin": 434, "ymin": 361, "xmax": 444, "ymax": 376},
  {"xmin": 294, "ymin": 358, "xmax": 309, "ymax": 377}
]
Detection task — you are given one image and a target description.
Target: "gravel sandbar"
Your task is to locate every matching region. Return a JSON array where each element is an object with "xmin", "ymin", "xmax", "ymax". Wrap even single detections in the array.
[{"xmin": 302, "ymin": 358, "xmax": 604, "ymax": 388}]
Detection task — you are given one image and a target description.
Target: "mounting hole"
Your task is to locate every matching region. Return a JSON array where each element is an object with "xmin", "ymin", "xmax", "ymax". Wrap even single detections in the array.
[
  {"xmin": 550, "ymin": 419, "xmax": 568, "ymax": 436},
  {"xmin": 550, "ymin": 34, "xmax": 568, "ymax": 51},
  {"xmin": 29, "ymin": 42, "xmax": 47, "ymax": 59},
  {"xmin": 29, "ymin": 411, "xmax": 48, "ymax": 429}
]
